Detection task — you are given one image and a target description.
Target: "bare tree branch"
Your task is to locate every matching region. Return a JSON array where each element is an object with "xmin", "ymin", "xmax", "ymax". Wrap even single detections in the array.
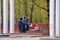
[{"xmin": 34, "ymin": 2, "xmax": 49, "ymax": 12}]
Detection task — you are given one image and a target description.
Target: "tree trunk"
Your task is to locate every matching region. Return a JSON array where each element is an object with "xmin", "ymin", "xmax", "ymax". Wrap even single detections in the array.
[
  {"xmin": 30, "ymin": 0, "xmax": 34, "ymax": 23},
  {"xmin": 23, "ymin": 0, "xmax": 27, "ymax": 17}
]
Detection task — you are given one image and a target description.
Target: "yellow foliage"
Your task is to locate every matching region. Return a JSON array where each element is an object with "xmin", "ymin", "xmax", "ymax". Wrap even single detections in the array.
[{"xmin": 8, "ymin": 0, "xmax": 49, "ymax": 24}]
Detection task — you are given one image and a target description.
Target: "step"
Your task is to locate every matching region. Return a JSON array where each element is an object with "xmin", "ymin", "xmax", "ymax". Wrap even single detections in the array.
[{"xmin": 0, "ymin": 36, "xmax": 60, "ymax": 40}]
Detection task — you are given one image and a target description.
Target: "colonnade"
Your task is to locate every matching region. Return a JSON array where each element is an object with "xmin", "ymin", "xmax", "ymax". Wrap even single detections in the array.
[
  {"xmin": 3, "ymin": 0, "xmax": 14, "ymax": 33},
  {"xmin": 0, "ymin": 0, "xmax": 60, "ymax": 36}
]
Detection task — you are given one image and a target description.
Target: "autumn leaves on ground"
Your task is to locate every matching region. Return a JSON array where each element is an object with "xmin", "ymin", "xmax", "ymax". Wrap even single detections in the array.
[{"xmin": 1, "ymin": 23, "xmax": 49, "ymax": 36}]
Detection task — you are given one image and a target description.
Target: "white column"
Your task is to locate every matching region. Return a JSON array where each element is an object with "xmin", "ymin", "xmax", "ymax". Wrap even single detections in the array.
[
  {"xmin": 3, "ymin": 0, "xmax": 8, "ymax": 33},
  {"xmin": 49, "ymin": 0, "xmax": 54, "ymax": 36},
  {"xmin": 10, "ymin": 0, "xmax": 15, "ymax": 33},
  {"xmin": 56, "ymin": 0, "xmax": 60, "ymax": 36},
  {"xmin": 0, "ymin": 0, "xmax": 1, "ymax": 34},
  {"xmin": 0, "ymin": 0, "xmax": 1, "ymax": 24}
]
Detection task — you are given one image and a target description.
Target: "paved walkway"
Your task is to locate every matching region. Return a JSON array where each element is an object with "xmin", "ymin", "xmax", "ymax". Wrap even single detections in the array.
[{"xmin": 0, "ymin": 36, "xmax": 60, "ymax": 40}]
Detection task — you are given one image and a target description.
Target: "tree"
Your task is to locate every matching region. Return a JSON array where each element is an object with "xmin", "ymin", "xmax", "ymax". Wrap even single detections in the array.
[
  {"xmin": 30, "ymin": 0, "xmax": 34, "ymax": 23},
  {"xmin": 24, "ymin": 0, "xmax": 28, "ymax": 17}
]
